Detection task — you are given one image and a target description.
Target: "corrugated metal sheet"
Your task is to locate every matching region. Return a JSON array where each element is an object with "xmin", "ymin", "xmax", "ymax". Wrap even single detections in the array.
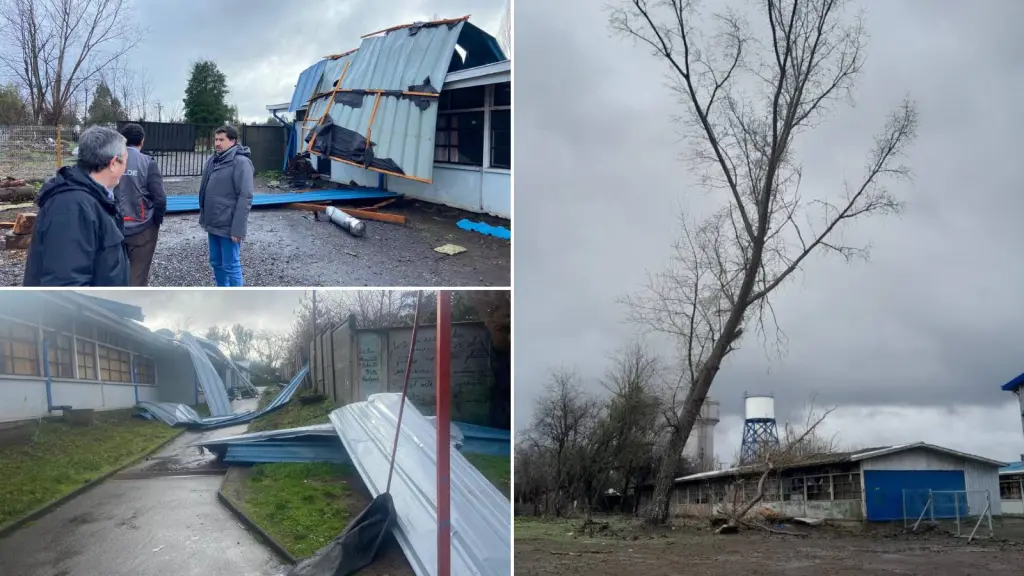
[
  {"xmin": 457, "ymin": 423, "xmax": 511, "ymax": 457},
  {"xmin": 165, "ymin": 188, "xmax": 398, "ymax": 213},
  {"xmin": 314, "ymin": 51, "xmax": 358, "ymax": 98},
  {"xmin": 178, "ymin": 332, "xmax": 233, "ymax": 417},
  {"xmin": 311, "ymin": 21, "xmax": 467, "ymax": 183},
  {"xmin": 964, "ymin": 459, "xmax": 1001, "ymax": 515},
  {"xmin": 137, "ymin": 365, "xmax": 310, "ymax": 429},
  {"xmin": 290, "ymin": 59, "xmax": 329, "ymax": 112},
  {"xmin": 1001, "ymin": 461, "xmax": 1024, "ymax": 475},
  {"xmin": 330, "ymin": 393, "xmax": 510, "ymax": 576}
]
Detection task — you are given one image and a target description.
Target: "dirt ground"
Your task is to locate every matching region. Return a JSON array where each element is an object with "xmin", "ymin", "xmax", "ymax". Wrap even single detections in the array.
[
  {"xmin": 514, "ymin": 517, "xmax": 1024, "ymax": 576},
  {"xmin": 0, "ymin": 176, "xmax": 510, "ymax": 287}
]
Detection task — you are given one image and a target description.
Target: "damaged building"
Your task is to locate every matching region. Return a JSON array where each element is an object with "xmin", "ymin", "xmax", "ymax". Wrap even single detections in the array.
[
  {"xmin": 646, "ymin": 443, "xmax": 1007, "ymax": 523},
  {"xmin": 268, "ymin": 16, "xmax": 511, "ymax": 219}
]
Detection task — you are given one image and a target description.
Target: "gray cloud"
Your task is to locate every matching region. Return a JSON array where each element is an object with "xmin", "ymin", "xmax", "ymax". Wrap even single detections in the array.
[
  {"xmin": 132, "ymin": 0, "xmax": 506, "ymax": 120},
  {"xmin": 89, "ymin": 289, "xmax": 306, "ymax": 333},
  {"xmin": 515, "ymin": 0, "xmax": 1024, "ymax": 462}
]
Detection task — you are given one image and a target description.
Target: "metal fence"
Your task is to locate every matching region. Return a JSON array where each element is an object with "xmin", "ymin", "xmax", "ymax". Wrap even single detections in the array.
[
  {"xmin": 902, "ymin": 489, "xmax": 994, "ymax": 541},
  {"xmin": 0, "ymin": 125, "xmax": 75, "ymax": 180},
  {"xmin": 1, "ymin": 122, "xmax": 288, "ymax": 180}
]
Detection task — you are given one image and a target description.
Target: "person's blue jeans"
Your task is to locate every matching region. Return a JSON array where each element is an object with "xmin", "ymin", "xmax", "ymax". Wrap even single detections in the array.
[{"xmin": 208, "ymin": 233, "xmax": 243, "ymax": 287}]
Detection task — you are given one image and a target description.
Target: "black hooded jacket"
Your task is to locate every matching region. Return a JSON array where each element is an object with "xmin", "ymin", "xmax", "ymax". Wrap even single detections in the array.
[{"xmin": 23, "ymin": 165, "xmax": 131, "ymax": 286}]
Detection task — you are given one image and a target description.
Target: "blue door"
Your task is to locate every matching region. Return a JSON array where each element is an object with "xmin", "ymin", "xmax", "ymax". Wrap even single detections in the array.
[{"xmin": 863, "ymin": 470, "xmax": 966, "ymax": 521}]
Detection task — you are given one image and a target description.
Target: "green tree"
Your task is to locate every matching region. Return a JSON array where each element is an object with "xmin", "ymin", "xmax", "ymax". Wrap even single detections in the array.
[
  {"xmin": 230, "ymin": 324, "xmax": 254, "ymax": 360},
  {"xmin": 183, "ymin": 60, "xmax": 231, "ymax": 125},
  {"xmin": 86, "ymin": 82, "xmax": 124, "ymax": 125},
  {"xmin": 0, "ymin": 84, "xmax": 28, "ymax": 124}
]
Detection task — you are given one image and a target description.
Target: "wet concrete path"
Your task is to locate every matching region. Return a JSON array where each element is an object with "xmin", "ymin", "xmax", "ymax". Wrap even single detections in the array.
[{"xmin": 0, "ymin": 402, "xmax": 287, "ymax": 576}]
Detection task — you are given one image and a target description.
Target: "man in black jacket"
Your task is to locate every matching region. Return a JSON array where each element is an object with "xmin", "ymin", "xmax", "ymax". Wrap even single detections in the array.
[
  {"xmin": 23, "ymin": 126, "xmax": 131, "ymax": 286},
  {"xmin": 114, "ymin": 123, "xmax": 166, "ymax": 286}
]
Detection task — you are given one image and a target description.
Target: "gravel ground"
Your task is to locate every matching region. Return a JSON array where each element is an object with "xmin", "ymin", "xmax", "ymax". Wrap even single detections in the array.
[{"xmin": 0, "ymin": 176, "xmax": 510, "ymax": 287}]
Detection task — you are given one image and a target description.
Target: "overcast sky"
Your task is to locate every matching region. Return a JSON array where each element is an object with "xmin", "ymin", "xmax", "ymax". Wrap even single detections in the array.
[
  {"xmin": 90, "ymin": 290, "xmax": 306, "ymax": 334},
  {"xmin": 130, "ymin": 0, "xmax": 507, "ymax": 121},
  {"xmin": 515, "ymin": 0, "xmax": 1024, "ymax": 464}
]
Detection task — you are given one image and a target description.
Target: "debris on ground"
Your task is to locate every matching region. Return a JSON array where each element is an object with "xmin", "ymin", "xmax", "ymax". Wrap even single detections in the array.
[
  {"xmin": 4, "ymin": 213, "xmax": 35, "ymax": 250},
  {"xmin": 456, "ymin": 218, "xmax": 511, "ymax": 240},
  {"xmin": 324, "ymin": 206, "xmax": 366, "ymax": 237},
  {"xmin": 435, "ymin": 243, "xmax": 467, "ymax": 256},
  {"xmin": 283, "ymin": 152, "xmax": 320, "ymax": 188},
  {"xmin": 0, "ymin": 181, "xmax": 36, "ymax": 203}
]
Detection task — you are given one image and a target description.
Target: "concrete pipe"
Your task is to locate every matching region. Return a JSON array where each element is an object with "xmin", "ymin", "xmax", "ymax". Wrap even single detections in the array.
[{"xmin": 325, "ymin": 206, "xmax": 366, "ymax": 237}]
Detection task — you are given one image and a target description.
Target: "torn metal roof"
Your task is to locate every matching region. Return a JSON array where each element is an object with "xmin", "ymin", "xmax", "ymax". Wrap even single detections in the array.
[
  {"xmin": 294, "ymin": 16, "xmax": 507, "ymax": 184},
  {"xmin": 290, "ymin": 59, "xmax": 329, "ymax": 112},
  {"xmin": 137, "ymin": 365, "xmax": 310, "ymax": 429},
  {"xmin": 330, "ymin": 393, "xmax": 510, "ymax": 576},
  {"xmin": 178, "ymin": 332, "xmax": 233, "ymax": 417}
]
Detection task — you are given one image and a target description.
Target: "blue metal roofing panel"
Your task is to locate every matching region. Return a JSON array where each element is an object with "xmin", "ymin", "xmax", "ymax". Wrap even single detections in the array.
[
  {"xmin": 313, "ymin": 51, "xmax": 359, "ymax": 97},
  {"xmin": 1001, "ymin": 461, "xmax": 1024, "ymax": 474},
  {"xmin": 289, "ymin": 59, "xmax": 329, "ymax": 112},
  {"xmin": 329, "ymin": 393, "xmax": 510, "ymax": 576},
  {"xmin": 223, "ymin": 439, "xmax": 350, "ymax": 464},
  {"xmin": 340, "ymin": 23, "xmax": 464, "ymax": 92},
  {"xmin": 1001, "ymin": 372, "xmax": 1024, "ymax": 391},
  {"xmin": 137, "ymin": 365, "xmax": 310, "ymax": 429},
  {"xmin": 164, "ymin": 188, "xmax": 397, "ymax": 213}
]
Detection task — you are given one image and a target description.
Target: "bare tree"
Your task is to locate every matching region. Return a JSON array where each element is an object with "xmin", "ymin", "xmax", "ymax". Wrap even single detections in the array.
[
  {"xmin": 610, "ymin": 0, "xmax": 917, "ymax": 523},
  {"xmin": 719, "ymin": 403, "xmax": 836, "ymax": 532},
  {"xmin": 172, "ymin": 315, "xmax": 194, "ymax": 334},
  {"xmin": 252, "ymin": 328, "xmax": 286, "ymax": 368},
  {"xmin": 498, "ymin": 0, "xmax": 512, "ymax": 56},
  {"xmin": 0, "ymin": 0, "xmax": 144, "ymax": 124},
  {"xmin": 163, "ymin": 100, "xmax": 182, "ymax": 123}
]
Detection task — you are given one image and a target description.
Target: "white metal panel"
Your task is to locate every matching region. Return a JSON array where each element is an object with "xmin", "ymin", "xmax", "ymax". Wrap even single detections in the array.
[
  {"xmin": 858, "ymin": 448, "xmax": 962, "ymax": 471},
  {"xmin": 329, "ymin": 393, "xmax": 510, "ymax": 576},
  {"xmin": 745, "ymin": 396, "xmax": 775, "ymax": 420},
  {"xmin": 387, "ymin": 165, "xmax": 482, "ymax": 213},
  {"xmin": 480, "ymin": 170, "xmax": 511, "ymax": 219},
  {"xmin": 964, "ymin": 459, "xmax": 1002, "ymax": 515}
]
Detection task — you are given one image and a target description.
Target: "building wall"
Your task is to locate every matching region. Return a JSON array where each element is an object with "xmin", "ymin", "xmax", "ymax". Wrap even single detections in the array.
[
  {"xmin": 859, "ymin": 449, "xmax": 1002, "ymax": 516},
  {"xmin": 153, "ymin": 349, "xmax": 199, "ymax": 405},
  {"xmin": 386, "ymin": 166, "xmax": 510, "ymax": 219},
  {"xmin": 670, "ymin": 498, "xmax": 864, "ymax": 521},
  {"xmin": 1000, "ymin": 473, "xmax": 1024, "ymax": 516}
]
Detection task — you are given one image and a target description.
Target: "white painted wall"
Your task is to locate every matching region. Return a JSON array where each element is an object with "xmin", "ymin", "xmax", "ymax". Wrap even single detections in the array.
[
  {"xmin": 1005, "ymin": 500, "xmax": 1024, "ymax": 515},
  {"xmin": 0, "ymin": 376, "xmax": 157, "ymax": 422},
  {"xmin": 386, "ymin": 165, "xmax": 510, "ymax": 219}
]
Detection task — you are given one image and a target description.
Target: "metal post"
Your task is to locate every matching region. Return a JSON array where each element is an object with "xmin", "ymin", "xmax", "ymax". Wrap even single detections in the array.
[
  {"xmin": 131, "ymin": 354, "xmax": 138, "ymax": 405},
  {"xmin": 43, "ymin": 337, "xmax": 53, "ymax": 412},
  {"xmin": 954, "ymin": 492, "xmax": 961, "ymax": 535},
  {"xmin": 929, "ymin": 489, "xmax": 935, "ymax": 523},
  {"xmin": 435, "ymin": 290, "xmax": 452, "ymax": 576},
  {"xmin": 986, "ymin": 490, "xmax": 993, "ymax": 537}
]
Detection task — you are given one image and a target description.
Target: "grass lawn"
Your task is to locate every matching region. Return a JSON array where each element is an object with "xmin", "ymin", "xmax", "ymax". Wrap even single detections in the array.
[
  {"xmin": 246, "ymin": 389, "xmax": 334, "ymax": 434},
  {"xmin": 0, "ymin": 410, "xmax": 181, "ymax": 527},
  {"xmin": 229, "ymin": 395, "xmax": 511, "ymax": 560}
]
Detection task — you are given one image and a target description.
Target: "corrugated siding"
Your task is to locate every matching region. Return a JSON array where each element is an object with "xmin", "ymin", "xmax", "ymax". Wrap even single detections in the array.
[
  {"xmin": 964, "ymin": 460, "xmax": 1001, "ymax": 515},
  {"xmin": 340, "ymin": 22, "xmax": 464, "ymax": 91},
  {"xmin": 859, "ymin": 448, "xmax": 963, "ymax": 471},
  {"xmin": 289, "ymin": 59, "xmax": 328, "ymax": 112}
]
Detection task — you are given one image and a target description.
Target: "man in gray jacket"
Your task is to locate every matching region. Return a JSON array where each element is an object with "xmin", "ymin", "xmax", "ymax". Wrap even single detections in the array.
[
  {"xmin": 198, "ymin": 125, "xmax": 254, "ymax": 286},
  {"xmin": 113, "ymin": 123, "xmax": 166, "ymax": 286}
]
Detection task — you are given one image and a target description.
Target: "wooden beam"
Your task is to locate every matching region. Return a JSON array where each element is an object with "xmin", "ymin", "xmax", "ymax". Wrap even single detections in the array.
[{"xmin": 341, "ymin": 208, "xmax": 406, "ymax": 225}]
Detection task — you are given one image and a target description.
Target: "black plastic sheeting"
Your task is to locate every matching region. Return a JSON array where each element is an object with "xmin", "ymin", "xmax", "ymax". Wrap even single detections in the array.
[
  {"xmin": 288, "ymin": 493, "xmax": 396, "ymax": 576},
  {"xmin": 305, "ymin": 119, "xmax": 405, "ymax": 175}
]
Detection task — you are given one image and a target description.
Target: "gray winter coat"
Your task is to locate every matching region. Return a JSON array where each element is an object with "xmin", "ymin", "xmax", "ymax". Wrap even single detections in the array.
[
  {"xmin": 198, "ymin": 145, "xmax": 254, "ymax": 239},
  {"xmin": 113, "ymin": 146, "xmax": 166, "ymax": 236}
]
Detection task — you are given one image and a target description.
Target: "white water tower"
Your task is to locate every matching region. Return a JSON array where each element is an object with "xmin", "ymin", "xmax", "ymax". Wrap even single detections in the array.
[
  {"xmin": 739, "ymin": 393, "xmax": 779, "ymax": 464},
  {"xmin": 683, "ymin": 399, "xmax": 721, "ymax": 471}
]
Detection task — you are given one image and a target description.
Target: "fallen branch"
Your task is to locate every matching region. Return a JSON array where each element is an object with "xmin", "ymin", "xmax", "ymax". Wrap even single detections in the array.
[
  {"xmin": 548, "ymin": 550, "xmax": 614, "ymax": 556},
  {"xmin": 740, "ymin": 519, "xmax": 808, "ymax": 537}
]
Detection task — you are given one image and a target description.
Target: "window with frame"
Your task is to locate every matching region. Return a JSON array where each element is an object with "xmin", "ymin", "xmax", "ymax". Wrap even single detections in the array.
[
  {"xmin": 1000, "ymin": 479, "xmax": 1023, "ymax": 501},
  {"xmin": 43, "ymin": 330, "xmax": 74, "ymax": 378},
  {"xmin": 492, "ymin": 81, "xmax": 510, "ymax": 107},
  {"xmin": 0, "ymin": 319, "xmax": 39, "ymax": 376},
  {"xmin": 490, "ymin": 109, "xmax": 510, "ymax": 169},
  {"xmin": 77, "ymin": 339, "xmax": 97, "ymax": 380},
  {"xmin": 436, "ymin": 85, "xmax": 486, "ymax": 166},
  {"xmin": 832, "ymin": 473, "xmax": 862, "ymax": 500},
  {"xmin": 98, "ymin": 344, "xmax": 132, "ymax": 383},
  {"xmin": 805, "ymin": 475, "xmax": 832, "ymax": 501},
  {"xmin": 135, "ymin": 355, "xmax": 156, "ymax": 385}
]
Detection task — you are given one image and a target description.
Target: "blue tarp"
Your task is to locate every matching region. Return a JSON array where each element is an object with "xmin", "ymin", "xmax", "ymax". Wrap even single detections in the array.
[
  {"xmin": 165, "ymin": 189, "xmax": 398, "ymax": 214},
  {"xmin": 136, "ymin": 365, "xmax": 309, "ymax": 429}
]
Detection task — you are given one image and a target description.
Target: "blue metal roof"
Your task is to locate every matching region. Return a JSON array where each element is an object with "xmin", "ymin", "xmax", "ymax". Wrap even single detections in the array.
[
  {"xmin": 289, "ymin": 59, "xmax": 328, "ymax": 112},
  {"xmin": 1000, "ymin": 461, "xmax": 1023, "ymax": 473},
  {"xmin": 1001, "ymin": 372, "xmax": 1024, "ymax": 391},
  {"xmin": 164, "ymin": 188, "xmax": 397, "ymax": 214}
]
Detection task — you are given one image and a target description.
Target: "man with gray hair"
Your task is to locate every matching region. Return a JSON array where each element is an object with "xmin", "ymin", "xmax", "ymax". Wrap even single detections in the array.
[{"xmin": 24, "ymin": 126, "xmax": 131, "ymax": 286}]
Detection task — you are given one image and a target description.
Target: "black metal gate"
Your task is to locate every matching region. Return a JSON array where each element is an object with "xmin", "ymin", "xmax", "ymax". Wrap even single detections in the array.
[
  {"xmin": 115, "ymin": 121, "xmax": 288, "ymax": 177},
  {"xmin": 240, "ymin": 124, "xmax": 287, "ymax": 174}
]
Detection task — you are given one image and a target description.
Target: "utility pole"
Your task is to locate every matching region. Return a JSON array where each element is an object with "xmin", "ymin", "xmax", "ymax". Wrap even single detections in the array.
[{"xmin": 155, "ymin": 101, "xmax": 164, "ymax": 122}]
